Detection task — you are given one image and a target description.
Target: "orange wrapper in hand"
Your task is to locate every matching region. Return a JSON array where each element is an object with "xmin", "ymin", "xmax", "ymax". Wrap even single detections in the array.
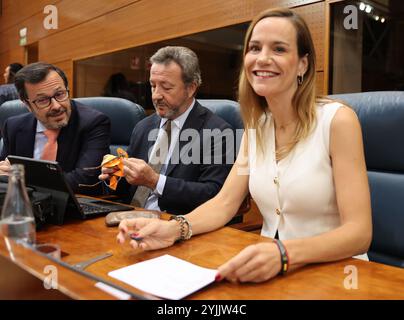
[
  {"xmin": 80, "ymin": 148, "xmax": 128, "ymax": 190},
  {"xmin": 101, "ymin": 148, "xmax": 128, "ymax": 190}
]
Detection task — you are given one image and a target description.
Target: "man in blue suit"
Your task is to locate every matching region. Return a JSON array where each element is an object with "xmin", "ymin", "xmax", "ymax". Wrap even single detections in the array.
[
  {"xmin": 0, "ymin": 62, "xmax": 110, "ymax": 194},
  {"xmin": 100, "ymin": 47, "xmax": 233, "ymax": 215}
]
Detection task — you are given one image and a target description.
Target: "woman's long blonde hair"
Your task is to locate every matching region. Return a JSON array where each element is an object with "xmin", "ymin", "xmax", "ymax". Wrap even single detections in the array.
[{"xmin": 238, "ymin": 8, "xmax": 318, "ymax": 160}]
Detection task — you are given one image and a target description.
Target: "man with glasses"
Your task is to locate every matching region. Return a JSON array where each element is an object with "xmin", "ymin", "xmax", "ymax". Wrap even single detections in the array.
[{"xmin": 0, "ymin": 62, "xmax": 111, "ymax": 194}]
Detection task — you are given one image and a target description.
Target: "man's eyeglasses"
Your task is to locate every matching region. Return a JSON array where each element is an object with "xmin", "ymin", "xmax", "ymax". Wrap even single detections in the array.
[{"xmin": 28, "ymin": 89, "xmax": 70, "ymax": 109}]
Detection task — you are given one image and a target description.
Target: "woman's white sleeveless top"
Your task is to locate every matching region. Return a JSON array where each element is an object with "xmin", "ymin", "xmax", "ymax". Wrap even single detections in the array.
[
  {"xmin": 249, "ymin": 102, "xmax": 343, "ymax": 240},
  {"xmin": 248, "ymin": 102, "xmax": 368, "ymax": 260}
]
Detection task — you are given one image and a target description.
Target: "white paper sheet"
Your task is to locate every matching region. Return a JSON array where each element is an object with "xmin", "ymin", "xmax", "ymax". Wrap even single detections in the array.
[{"xmin": 108, "ymin": 254, "xmax": 217, "ymax": 300}]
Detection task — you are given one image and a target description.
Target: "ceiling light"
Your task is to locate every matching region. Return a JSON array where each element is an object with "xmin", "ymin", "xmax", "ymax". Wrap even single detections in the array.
[
  {"xmin": 359, "ymin": 2, "xmax": 366, "ymax": 11},
  {"xmin": 375, "ymin": 15, "xmax": 379, "ymax": 21},
  {"xmin": 365, "ymin": 5, "xmax": 372, "ymax": 13},
  {"xmin": 381, "ymin": 17, "xmax": 385, "ymax": 23}
]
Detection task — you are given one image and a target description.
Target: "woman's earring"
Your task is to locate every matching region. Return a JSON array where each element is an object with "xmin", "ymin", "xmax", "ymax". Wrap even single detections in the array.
[{"xmin": 297, "ymin": 74, "xmax": 304, "ymax": 86}]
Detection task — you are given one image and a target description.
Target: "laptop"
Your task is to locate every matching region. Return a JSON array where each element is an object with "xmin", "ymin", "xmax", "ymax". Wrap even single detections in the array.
[{"xmin": 8, "ymin": 155, "xmax": 133, "ymax": 225}]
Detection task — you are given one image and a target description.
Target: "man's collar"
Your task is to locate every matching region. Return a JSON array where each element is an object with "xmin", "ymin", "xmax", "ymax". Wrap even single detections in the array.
[{"xmin": 36, "ymin": 120, "xmax": 47, "ymax": 133}]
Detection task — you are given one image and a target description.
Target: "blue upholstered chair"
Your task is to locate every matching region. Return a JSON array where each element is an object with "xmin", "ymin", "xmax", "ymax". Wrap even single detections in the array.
[
  {"xmin": 197, "ymin": 99, "xmax": 252, "ymax": 222},
  {"xmin": 198, "ymin": 99, "xmax": 244, "ymax": 155},
  {"xmin": 329, "ymin": 91, "xmax": 404, "ymax": 268},
  {"xmin": 198, "ymin": 99, "xmax": 244, "ymax": 130},
  {"xmin": 0, "ymin": 99, "xmax": 29, "ymax": 151},
  {"xmin": 0, "ymin": 99, "xmax": 29, "ymax": 135},
  {"xmin": 0, "ymin": 97, "xmax": 146, "ymax": 154},
  {"xmin": 75, "ymin": 97, "xmax": 146, "ymax": 153}
]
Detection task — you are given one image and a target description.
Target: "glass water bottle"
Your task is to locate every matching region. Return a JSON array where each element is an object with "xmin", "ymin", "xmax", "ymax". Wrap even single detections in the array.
[{"xmin": 0, "ymin": 164, "xmax": 36, "ymax": 245}]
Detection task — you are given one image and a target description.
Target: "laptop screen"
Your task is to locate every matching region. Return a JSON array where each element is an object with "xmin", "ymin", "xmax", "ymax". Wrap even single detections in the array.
[
  {"xmin": 8, "ymin": 156, "xmax": 73, "ymax": 192},
  {"xmin": 7, "ymin": 155, "xmax": 82, "ymax": 224}
]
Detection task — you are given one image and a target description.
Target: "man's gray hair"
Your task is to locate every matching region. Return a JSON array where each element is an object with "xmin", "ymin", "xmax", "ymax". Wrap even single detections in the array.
[{"xmin": 150, "ymin": 46, "xmax": 202, "ymax": 87}]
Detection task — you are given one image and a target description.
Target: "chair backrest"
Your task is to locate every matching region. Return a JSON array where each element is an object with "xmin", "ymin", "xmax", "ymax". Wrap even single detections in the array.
[
  {"xmin": 198, "ymin": 99, "xmax": 243, "ymax": 130},
  {"xmin": 0, "ymin": 99, "xmax": 28, "ymax": 151},
  {"xmin": 329, "ymin": 91, "xmax": 404, "ymax": 268},
  {"xmin": 198, "ymin": 99, "xmax": 244, "ymax": 154},
  {"xmin": 74, "ymin": 97, "xmax": 146, "ymax": 154},
  {"xmin": 196, "ymin": 99, "xmax": 249, "ymax": 222},
  {"xmin": 0, "ymin": 99, "xmax": 29, "ymax": 135}
]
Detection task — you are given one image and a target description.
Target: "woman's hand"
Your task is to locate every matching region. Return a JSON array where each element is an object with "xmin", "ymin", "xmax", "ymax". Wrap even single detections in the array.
[
  {"xmin": 217, "ymin": 242, "xmax": 282, "ymax": 283},
  {"xmin": 117, "ymin": 218, "xmax": 179, "ymax": 250}
]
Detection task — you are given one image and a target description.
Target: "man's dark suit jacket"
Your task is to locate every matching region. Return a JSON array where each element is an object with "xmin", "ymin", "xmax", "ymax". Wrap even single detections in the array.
[
  {"xmin": 0, "ymin": 101, "xmax": 111, "ymax": 194},
  {"xmin": 120, "ymin": 101, "xmax": 233, "ymax": 215}
]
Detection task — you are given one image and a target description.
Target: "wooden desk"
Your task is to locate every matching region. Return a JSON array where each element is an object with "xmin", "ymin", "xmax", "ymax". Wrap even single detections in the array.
[{"xmin": 1, "ymin": 215, "xmax": 404, "ymax": 300}]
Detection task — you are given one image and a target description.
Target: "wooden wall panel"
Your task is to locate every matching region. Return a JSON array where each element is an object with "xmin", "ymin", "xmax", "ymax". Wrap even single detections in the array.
[
  {"xmin": 252, "ymin": 0, "xmax": 323, "ymax": 14},
  {"xmin": 0, "ymin": 0, "xmax": 58, "ymax": 31},
  {"xmin": 0, "ymin": 0, "xmax": 140, "ymax": 52},
  {"xmin": 39, "ymin": 0, "xmax": 251, "ymax": 63},
  {"xmin": 52, "ymin": 59, "xmax": 73, "ymax": 95},
  {"xmin": 0, "ymin": 25, "xmax": 22, "ymax": 55},
  {"xmin": 38, "ymin": 0, "xmax": 326, "ymax": 70},
  {"xmin": 38, "ymin": 15, "xmax": 106, "ymax": 63},
  {"xmin": 323, "ymin": 0, "xmax": 331, "ymax": 94},
  {"xmin": 27, "ymin": 0, "xmax": 140, "ymax": 47},
  {"xmin": 0, "ymin": 0, "xmax": 141, "ymax": 84},
  {"xmin": 316, "ymin": 71, "xmax": 325, "ymax": 95},
  {"xmin": 0, "ymin": 47, "xmax": 25, "ymax": 81},
  {"xmin": 104, "ymin": 0, "xmax": 323, "ymax": 52},
  {"xmin": 294, "ymin": 2, "xmax": 325, "ymax": 71},
  {"xmin": 1, "ymin": 0, "xmax": 329, "ymax": 91}
]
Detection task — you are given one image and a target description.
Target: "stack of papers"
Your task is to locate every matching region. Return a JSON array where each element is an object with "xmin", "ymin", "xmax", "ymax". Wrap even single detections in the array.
[{"xmin": 108, "ymin": 254, "xmax": 217, "ymax": 300}]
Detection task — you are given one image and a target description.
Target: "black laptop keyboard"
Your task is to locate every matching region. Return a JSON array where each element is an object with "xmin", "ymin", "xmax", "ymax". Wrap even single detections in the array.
[{"xmin": 79, "ymin": 203, "xmax": 113, "ymax": 215}]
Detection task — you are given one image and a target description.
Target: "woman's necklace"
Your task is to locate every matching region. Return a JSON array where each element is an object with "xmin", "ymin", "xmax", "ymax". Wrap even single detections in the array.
[{"xmin": 275, "ymin": 119, "xmax": 297, "ymax": 131}]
